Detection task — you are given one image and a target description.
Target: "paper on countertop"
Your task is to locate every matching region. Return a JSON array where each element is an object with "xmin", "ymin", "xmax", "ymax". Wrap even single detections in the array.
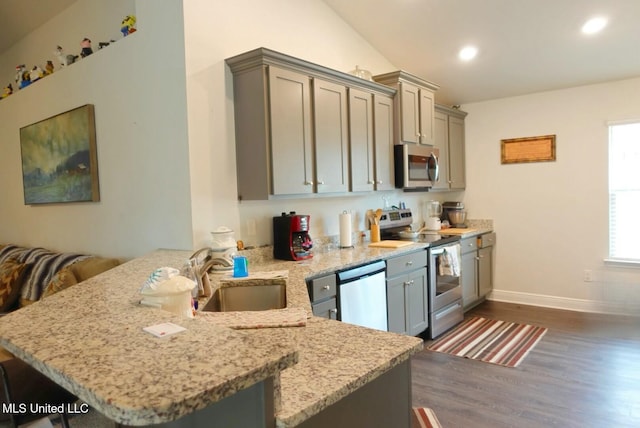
[{"xmin": 143, "ymin": 322, "xmax": 187, "ymax": 337}]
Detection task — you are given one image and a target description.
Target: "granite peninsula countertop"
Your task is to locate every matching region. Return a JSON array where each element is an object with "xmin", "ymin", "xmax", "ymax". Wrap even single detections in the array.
[
  {"xmin": 0, "ymin": 251, "xmax": 298, "ymax": 426},
  {"xmin": 0, "ymin": 239, "xmax": 469, "ymax": 427}
]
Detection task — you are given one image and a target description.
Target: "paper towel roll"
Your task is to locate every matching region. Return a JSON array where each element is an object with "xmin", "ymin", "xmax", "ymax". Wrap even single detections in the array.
[{"xmin": 339, "ymin": 211, "xmax": 352, "ymax": 248}]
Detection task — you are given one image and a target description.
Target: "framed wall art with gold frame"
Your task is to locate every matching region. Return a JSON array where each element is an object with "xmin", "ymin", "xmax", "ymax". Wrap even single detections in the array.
[
  {"xmin": 19, "ymin": 104, "xmax": 100, "ymax": 204},
  {"xmin": 500, "ymin": 134, "xmax": 556, "ymax": 164}
]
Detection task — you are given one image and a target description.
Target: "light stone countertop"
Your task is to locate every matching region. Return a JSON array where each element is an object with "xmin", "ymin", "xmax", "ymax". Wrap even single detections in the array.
[
  {"xmin": 0, "ymin": 250, "xmax": 298, "ymax": 426},
  {"xmin": 0, "ymin": 241, "xmax": 456, "ymax": 427}
]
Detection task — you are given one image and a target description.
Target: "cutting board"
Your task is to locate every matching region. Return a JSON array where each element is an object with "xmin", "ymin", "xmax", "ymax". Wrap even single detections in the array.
[
  {"xmin": 368, "ymin": 240, "xmax": 415, "ymax": 248},
  {"xmin": 441, "ymin": 228, "xmax": 477, "ymax": 235}
]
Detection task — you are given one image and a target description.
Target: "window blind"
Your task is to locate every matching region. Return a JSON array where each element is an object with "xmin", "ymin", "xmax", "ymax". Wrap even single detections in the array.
[{"xmin": 609, "ymin": 122, "xmax": 640, "ymax": 260}]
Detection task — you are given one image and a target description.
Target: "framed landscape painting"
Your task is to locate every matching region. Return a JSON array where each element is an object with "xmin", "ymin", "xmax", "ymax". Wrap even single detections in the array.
[{"xmin": 20, "ymin": 104, "xmax": 100, "ymax": 204}]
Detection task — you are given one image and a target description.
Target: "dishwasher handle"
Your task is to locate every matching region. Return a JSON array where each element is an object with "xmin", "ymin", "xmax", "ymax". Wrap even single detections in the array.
[{"xmin": 337, "ymin": 260, "xmax": 386, "ymax": 284}]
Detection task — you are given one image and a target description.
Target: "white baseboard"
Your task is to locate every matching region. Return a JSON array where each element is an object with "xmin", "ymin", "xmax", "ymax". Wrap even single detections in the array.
[{"xmin": 488, "ymin": 289, "xmax": 640, "ymax": 316}]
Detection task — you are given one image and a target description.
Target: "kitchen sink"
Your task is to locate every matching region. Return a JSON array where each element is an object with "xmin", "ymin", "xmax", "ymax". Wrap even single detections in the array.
[{"xmin": 201, "ymin": 284, "xmax": 287, "ymax": 312}]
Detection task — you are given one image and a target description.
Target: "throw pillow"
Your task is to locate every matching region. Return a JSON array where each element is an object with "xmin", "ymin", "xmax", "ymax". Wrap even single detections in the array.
[
  {"xmin": 41, "ymin": 266, "xmax": 78, "ymax": 299},
  {"xmin": 0, "ymin": 258, "xmax": 30, "ymax": 311}
]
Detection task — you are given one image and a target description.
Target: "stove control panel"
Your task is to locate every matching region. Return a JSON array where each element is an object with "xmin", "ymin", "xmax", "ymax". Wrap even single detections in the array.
[{"xmin": 379, "ymin": 209, "xmax": 413, "ymax": 230}]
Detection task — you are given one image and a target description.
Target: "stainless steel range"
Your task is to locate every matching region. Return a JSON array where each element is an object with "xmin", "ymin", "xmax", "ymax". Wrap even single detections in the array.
[
  {"xmin": 426, "ymin": 241, "xmax": 463, "ymax": 339},
  {"xmin": 379, "ymin": 208, "xmax": 464, "ymax": 339}
]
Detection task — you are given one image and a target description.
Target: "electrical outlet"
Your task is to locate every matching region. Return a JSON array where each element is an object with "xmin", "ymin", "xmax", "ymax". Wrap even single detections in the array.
[{"xmin": 583, "ymin": 270, "xmax": 593, "ymax": 282}]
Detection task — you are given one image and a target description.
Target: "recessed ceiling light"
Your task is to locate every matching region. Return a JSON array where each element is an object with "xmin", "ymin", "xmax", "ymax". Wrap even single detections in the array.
[
  {"xmin": 582, "ymin": 17, "xmax": 607, "ymax": 35},
  {"xmin": 458, "ymin": 46, "xmax": 478, "ymax": 61}
]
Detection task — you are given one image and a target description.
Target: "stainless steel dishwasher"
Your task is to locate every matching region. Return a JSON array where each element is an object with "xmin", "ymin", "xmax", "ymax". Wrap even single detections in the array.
[{"xmin": 337, "ymin": 260, "xmax": 387, "ymax": 331}]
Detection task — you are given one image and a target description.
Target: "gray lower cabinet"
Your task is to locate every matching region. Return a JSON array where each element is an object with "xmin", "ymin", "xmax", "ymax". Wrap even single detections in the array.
[
  {"xmin": 432, "ymin": 104, "xmax": 467, "ymax": 191},
  {"xmin": 461, "ymin": 233, "xmax": 496, "ymax": 310},
  {"xmin": 308, "ymin": 273, "xmax": 338, "ymax": 320},
  {"xmin": 386, "ymin": 250, "xmax": 428, "ymax": 336}
]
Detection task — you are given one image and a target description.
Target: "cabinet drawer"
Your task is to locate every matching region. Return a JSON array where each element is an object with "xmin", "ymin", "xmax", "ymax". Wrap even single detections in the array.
[
  {"xmin": 460, "ymin": 237, "xmax": 478, "ymax": 254},
  {"xmin": 386, "ymin": 250, "xmax": 427, "ymax": 277},
  {"xmin": 308, "ymin": 274, "xmax": 337, "ymax": 302},
  {"xmin": 479, "ymin": 232, "xmax": 496, "ymax": 248},
  {"xmin": 312, "ymin": 298, "xmax": 337, "ymax": 319}
]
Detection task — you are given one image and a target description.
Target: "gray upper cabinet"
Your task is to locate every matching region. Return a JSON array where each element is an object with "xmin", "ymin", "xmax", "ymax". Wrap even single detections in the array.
[
  {"xmin": 314, "ymin": 78, "xmax": 349, "ymax": 193},
  {"xmin": 432, "ymin": 104, "xmax": 467, "ymax": 191},
  {"xmin": 226, "ymin": 48, "xmax": 396, "ymax": 200},
  {"xmin": 348, "ymin": 88, "xmax": 375, "ymax": 192},
  {"xmin": 269, "ymin": 67, "xmax": 314, "ymax": 196},
  {"xmin": 373, "ymin": 94, "xmax": 394, "ymax": 191},
  {"xmin": 373, "ymin": 71, "xmax": 439, "ymax": 146}
]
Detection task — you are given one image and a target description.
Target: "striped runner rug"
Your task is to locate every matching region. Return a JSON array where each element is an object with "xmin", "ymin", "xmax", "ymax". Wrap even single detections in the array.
[
  {"xmin": 412, "ymin": 407, "xmax": 442, "ymax": 428},
  {"xmin": 426, "ymin": 317, "xmax": 548, "ymax": 368}
]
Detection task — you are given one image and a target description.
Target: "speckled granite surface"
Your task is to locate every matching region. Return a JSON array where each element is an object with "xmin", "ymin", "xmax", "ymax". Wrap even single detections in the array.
[
  {"xmin": 0, "ymin": 242, "xmax": 445, "ymax": 427},
  {"xmin": 0, "ymin": 250, "xmax": 298, "ymax": 426}
]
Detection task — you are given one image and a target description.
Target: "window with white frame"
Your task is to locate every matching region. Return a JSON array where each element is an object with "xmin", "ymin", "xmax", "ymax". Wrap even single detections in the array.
[{"xmin": 609, "ymin": 121, "xmax": 640, "ymax": 261}]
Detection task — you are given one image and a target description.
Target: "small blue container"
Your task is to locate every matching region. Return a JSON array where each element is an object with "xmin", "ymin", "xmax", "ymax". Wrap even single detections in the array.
[{"xmin": 233, "ymin": 256, "xmax": 249, "ymax": 278}]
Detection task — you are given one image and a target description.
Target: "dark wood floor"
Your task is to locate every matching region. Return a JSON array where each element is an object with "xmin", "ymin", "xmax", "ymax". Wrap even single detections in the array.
[{"xmin": 412, "ymin": 300, "xmax": 640, "ymax": 428}]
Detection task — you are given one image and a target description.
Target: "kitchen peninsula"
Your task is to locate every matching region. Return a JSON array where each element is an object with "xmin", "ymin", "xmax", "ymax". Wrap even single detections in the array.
[{"xmin": 0, "ymin": 246, "xmax": 426, "ymax": 427}]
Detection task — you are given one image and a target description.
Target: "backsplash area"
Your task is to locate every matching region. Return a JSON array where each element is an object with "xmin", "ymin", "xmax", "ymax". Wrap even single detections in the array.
[{"xmin": 238, "ymin": 218, "xmax": 494, "ymax": 265}]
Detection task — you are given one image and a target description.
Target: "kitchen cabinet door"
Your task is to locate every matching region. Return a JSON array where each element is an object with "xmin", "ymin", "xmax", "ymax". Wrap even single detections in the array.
[
  {"xmin": 461, "ymin": 250, "xmax": 478, "ymax": 309},
  {"xmin": 418, "ymin": 89, "xmax": 435, "ymax": 146},
  {"xmin": 269, "ymin": 67, "xmax": 314, "ymax": 195},
  {"xmin": 313, "ymin": 78, "xmax": 349, "ymax": 194},
  {"xmin": 387, "ymin": 275, "xmax": 408, "ymax": 335},
  {"xmin": 448, "ymin": 115, "xmax": 466, "ymax": 190},
  {"xmin": 406, "ymin": 267, "xmax": 428, "ymax": 336},
  {"xmin": 431, "ymin": 111, "xmax": 450, "ymax": 191},
  {"xmin": 478, "ymin": 246, "xmax": 493, "ymax": 298},
  {"xmin": 399, "ymin": 82, "xmax": 420, "ymax": 144},
  {"xmin": 373, "ymin": 94, "xmax": 394, "ymax": 191},
  {"xmin": 349, "ymin": 88, "xmax": 375, "ymax": 192}
]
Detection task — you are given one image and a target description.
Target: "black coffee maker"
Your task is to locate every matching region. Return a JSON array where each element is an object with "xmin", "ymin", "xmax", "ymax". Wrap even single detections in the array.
[{"xmin": 273, "ymin": 212, "xmax": 313, "ymax": 261}]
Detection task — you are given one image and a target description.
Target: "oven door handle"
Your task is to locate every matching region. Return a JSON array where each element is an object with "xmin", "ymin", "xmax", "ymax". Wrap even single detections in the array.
[
  {"xmin": 431, "ymin": 244, "xmax": 460, "ymax": 256},
  {"xmin": 431, "ymin": 247, "xmax": 447, "ymax": 256}
]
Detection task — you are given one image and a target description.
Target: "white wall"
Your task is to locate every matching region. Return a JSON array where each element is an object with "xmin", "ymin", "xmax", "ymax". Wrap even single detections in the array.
[
  {"xmin": 0, "ymin": 0, "xmax": 193, "ymax": 259},
  {"xmin": 182, "ymin": 0, "xmax": 453, "ymax": 249},
  {"xmin": 463, "ymin": 77, "xmax": 640, "ymax": 315}
]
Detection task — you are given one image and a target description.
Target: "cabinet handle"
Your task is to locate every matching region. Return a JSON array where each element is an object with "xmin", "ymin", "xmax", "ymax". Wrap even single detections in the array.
[
  {"xmin": 416, "ymin": 133, "xmax": 421, "ymax": 137},
  {"xmin": 368, "ymin": 180, "xmax": 374, "ymax": 184},
  {"xmin": 376, "ymin": 180, "xmax": 383, "ymax": 184},
  {"xmin": 475, "ymin": 256, "xmax": 480, "ymax": 261},
  {"xmin": 468, "ymin": 243, "xmax": 474, "ymax": 247},
  {"xmin": 406, "ymin": 260, "xmax": 413, "ymax": 266},
  {"xmin": 317, "ymin": 180, "xmax": 325, "ymax": 185},
  {"xmin": 448, "ymin": 180, "xmax": 453, "ymax": 184},
  {"xmin": 304, "ymin": 181, "xmax": 314, "ymax": 186},
  {"xmin": 322, "ymin": 285, "xmax": 330, "ymax": 290},
  {"xmin": 329, "ymin": 308, "xmax": 337, "ymax": 313}
]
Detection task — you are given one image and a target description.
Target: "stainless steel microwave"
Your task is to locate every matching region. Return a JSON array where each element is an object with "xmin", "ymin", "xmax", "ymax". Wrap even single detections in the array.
[{"xmin": 394, "ymin": 144, "xmax": 439, "ymax": 190}]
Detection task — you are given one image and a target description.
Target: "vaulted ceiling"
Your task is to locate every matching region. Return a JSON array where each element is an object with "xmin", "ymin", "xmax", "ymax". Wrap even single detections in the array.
[
  {"xmin": 2, "ymin": 1, "xmax": 640, "ymax": 106},
  {"xmin": 323, "ymin": 0, "xmax": 640, "ymax": 105}
]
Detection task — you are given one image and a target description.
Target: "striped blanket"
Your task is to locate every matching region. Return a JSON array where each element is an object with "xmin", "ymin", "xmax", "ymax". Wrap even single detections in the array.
[{"xmin": 0, "ymin": 245, "xmax": 89, "ymax": 301}]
